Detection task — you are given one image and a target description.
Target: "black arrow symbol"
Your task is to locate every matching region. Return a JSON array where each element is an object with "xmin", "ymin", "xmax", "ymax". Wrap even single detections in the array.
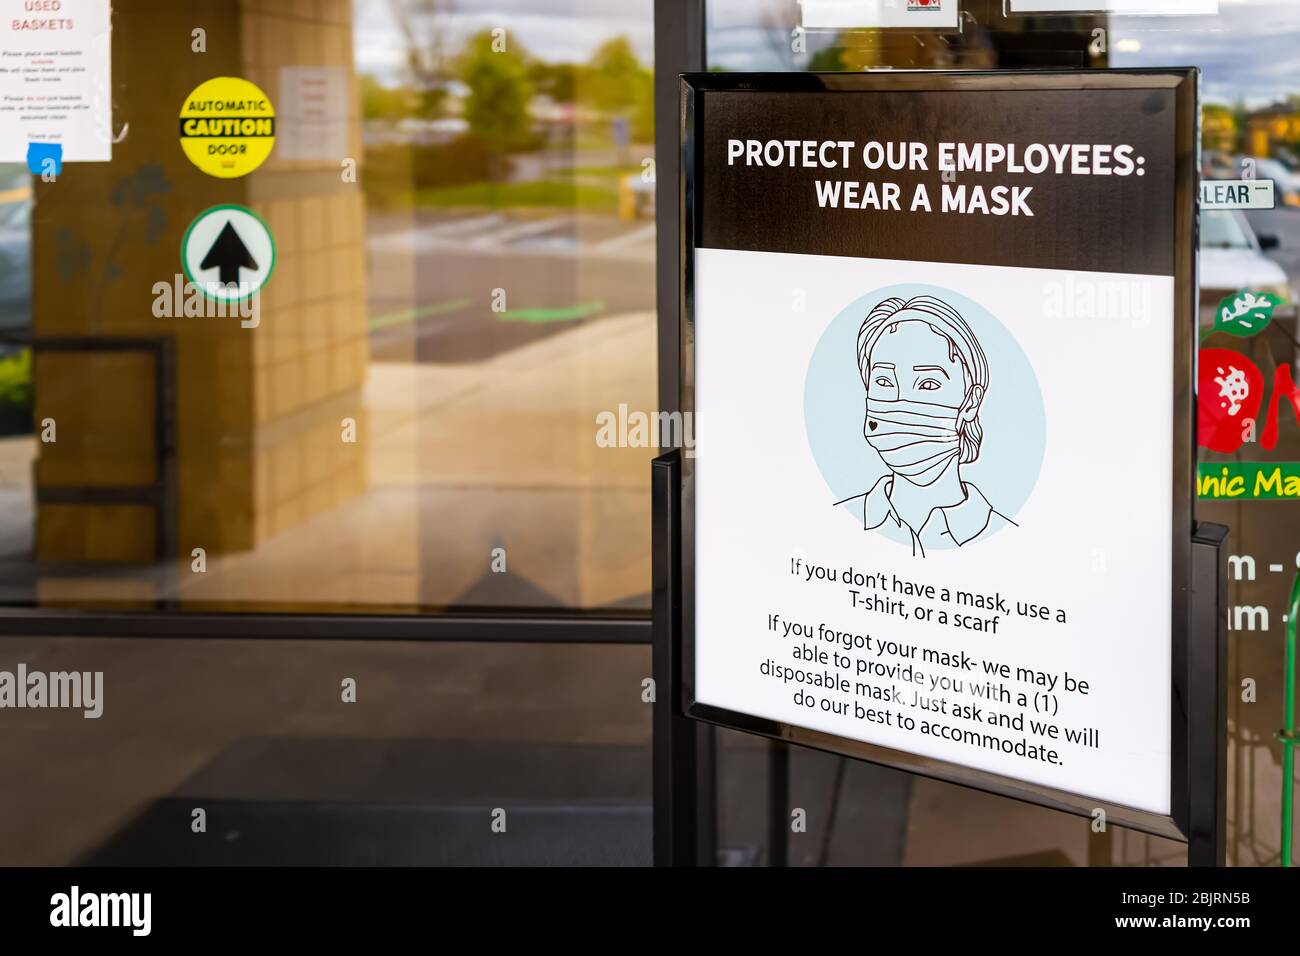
[{"xmin": 200, "ymin": 220, "xmax": 258, "ymax": 287}]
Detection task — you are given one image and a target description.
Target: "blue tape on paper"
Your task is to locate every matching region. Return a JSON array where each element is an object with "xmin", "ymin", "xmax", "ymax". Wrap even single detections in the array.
[{"xmin": 26, "ymin": 143, "xmax": 63, "ymax": 176}]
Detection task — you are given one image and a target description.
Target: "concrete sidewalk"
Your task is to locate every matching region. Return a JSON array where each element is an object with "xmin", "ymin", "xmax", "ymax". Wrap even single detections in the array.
[{"xmin": 182, "ymin": 309, "xmax": 659, "ymax": 610}]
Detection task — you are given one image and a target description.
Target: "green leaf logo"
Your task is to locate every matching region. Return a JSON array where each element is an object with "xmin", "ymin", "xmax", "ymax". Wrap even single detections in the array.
[{"xmin": 1214, "ymin": 290, "xmax": 1284, "ymax": 337}]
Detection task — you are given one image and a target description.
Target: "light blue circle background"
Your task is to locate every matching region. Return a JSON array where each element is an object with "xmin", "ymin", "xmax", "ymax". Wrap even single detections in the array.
[{"xmin": 803, "ymin": 282, "xmax": 1046, "ymax": 550}]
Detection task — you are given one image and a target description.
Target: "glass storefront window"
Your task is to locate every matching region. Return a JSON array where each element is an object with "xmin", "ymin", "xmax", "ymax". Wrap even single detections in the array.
[
  {"xmin": 703, "ymin": 0, "xmax": 1299, "ymax": 869},
  {"xmin": 0, "ymin": 0, "xmax": 658, "ymax": 615},
  {"xmin": 2, "ymin": 0, "xmax": 1298, "ymax": 872}
]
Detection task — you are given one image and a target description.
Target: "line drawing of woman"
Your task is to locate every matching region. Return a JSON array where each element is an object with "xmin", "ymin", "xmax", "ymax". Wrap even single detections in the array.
[{"xmin": 834, "ymin": 294, "xmax": 1015, "ymax": 557}]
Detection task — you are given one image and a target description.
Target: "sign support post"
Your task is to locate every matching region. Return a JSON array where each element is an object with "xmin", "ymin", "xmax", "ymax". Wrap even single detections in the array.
[
  {"xmin": 1188, "ymin": 523, "xmax": 1229, "ymax": 866},
  {"xmin": 653, "ymin": 450, "xmax": 716, "ymax": 866}
]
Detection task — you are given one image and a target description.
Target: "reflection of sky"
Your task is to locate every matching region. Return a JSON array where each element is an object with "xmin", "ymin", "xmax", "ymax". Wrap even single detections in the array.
[
  {"xmin": 1109, "ymin": 0, "xmax": 1300, "ymax": 107},
  {"xmin": 708, "ymin": 0, "xmax": 813, "ymax": 72},
  {"xmin": 706, "ymin": 0, "xmax": 1300, "ymax": 107},
  {"xmin": 354, "ymin": 0, "xmax": 654, "ymax": 82}
]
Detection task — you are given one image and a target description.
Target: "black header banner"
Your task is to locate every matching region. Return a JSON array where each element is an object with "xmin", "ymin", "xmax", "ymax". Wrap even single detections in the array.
[{"xmin": 695, "ymin": 81, "xmax": 1182, "ymax": 276}]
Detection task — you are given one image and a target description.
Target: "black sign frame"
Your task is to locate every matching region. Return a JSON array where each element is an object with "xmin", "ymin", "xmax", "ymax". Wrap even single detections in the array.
[{"xmin": 677, "ymin": 69, "xmax": 1200, "ymax": 842}]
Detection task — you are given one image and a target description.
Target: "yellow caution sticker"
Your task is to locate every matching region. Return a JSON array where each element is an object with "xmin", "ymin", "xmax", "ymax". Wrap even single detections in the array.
[{"xmin": 179, "ymin": 77, "xmax": 275, "ymax": 178}]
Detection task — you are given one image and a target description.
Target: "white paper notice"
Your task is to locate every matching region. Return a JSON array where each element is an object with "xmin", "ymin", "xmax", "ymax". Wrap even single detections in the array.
[
  {"xmin": 802, "ymin": 0, "xmax": 961, "ymax": 30},
  {"xmin": 0, "ymin": 0, "xmax": 112, "ymax": 163},
  {"xmin": 1007, "ymin": 0, "xmax": 1217, "ymax": 13},
  {"xmin": 278, "ymin": 66, "xmax": 349, "ymax": 162}
]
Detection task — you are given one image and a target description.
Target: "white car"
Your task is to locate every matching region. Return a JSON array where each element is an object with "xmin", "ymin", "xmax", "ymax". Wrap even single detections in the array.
[
  {"xmin": 1199, "ymin": 208, "xmax": 1291, "ymax": 326},
  {"xmin": 1245, "ymin": 156, "xmax": 1300, "ymax": 207},
  {"xmin": 0, "ymin": 169, "xmax": 31, "ymax": 339}
]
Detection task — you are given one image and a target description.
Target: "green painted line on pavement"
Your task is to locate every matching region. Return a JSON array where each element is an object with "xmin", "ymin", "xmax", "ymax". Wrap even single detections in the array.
[
  {"xmin": 498, "ymin": 300, "xmax": 607, "ymax": 324},
  {"xmin": 368, "ymin": 297, "xmax": 475, "ymax": 331}
]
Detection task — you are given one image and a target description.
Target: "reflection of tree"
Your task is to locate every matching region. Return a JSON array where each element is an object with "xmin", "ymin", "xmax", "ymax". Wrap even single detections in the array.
[
  {"xmin": 580, "ymin": 38, "xmax": 654, "ymax": 142},
  {"xmin": 1203, "ymin": 102, "xmax": 1240, "ymax": 154},
  {"xmin": 359, "ymin": 74, "xmax": 417, "ymax": 123},
  {"xmin": 377, "ymin": 2, "xmax": 659, "ymax": 151},
  {"xmin": 807, "ymin": 45, "xmax": 843, "ymax": 72},
  {"xmin": 384, "ymin": 0, "xmax": 456, "ymax": 117},
  {"xmin": 386, "ymin": 0, "xmax": 453, "ymax": 87},
  {"xmin": 530, "ymin": 61, "xmax": 577, "ymax": 104},
  {"xmin": 757, "ymin": 0, "xmax": 802, "ymax": 68},
  {"xmin": 583, "ymin": 38, "xmax": 643, "ymax": 113},
  {"xmin": 460, "ymin": 30, "xmax": 533, "ymax": 178}
]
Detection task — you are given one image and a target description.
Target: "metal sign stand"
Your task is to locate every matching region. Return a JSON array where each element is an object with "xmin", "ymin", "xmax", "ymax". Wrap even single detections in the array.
[
  {"xmin": 652, "ymin": 450, "xmax": 716, "ymax": 866},
  {"xmin": 1189, "ymin": 523, "xmax": 1229, "ymax": 866}
]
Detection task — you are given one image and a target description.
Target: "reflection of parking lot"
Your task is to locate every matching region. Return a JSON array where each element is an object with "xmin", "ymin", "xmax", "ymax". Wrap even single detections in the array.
[
  {"xmin": 1246, "ymin": 207, "xmax": 1300, "ymax": 283},
  {"xmin": 365, "ymin": 210, "xmax": 656, "ymax": 364},
  {"xmin": 0, "ymin": 165, "xmax": 32, "ymax": 342}
]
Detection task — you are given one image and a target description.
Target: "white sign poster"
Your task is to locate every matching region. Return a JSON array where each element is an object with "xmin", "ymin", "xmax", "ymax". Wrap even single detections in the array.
[
  {"xmin": 687, "ymin": 75, "xmax": 1193, "ymax": 818},
  {"xmin": 1007, "ymin": 0, "xmax": 1218, "ymax": 13},
  {"xmin": 277, "ymin": 66, "xmax": 349, "ymax": 161},
  {"xmin": 802, "ymin": 0, "xmax": 961, "ymax": 30},
  {"xmin": 0, "ymin": 0, "xmax": 112, "ymax": 163}
]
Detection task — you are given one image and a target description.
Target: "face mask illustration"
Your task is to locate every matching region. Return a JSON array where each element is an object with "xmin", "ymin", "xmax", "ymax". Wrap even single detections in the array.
[{"xmin": 865, "ymin": 396, "xmax": 963, "ymax": 486}]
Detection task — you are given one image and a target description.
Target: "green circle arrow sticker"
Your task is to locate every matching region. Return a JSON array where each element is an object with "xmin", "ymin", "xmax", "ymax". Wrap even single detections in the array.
[{"xmin": 181, "ymin": 204, "xmax": 276, "ymax": 304}]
